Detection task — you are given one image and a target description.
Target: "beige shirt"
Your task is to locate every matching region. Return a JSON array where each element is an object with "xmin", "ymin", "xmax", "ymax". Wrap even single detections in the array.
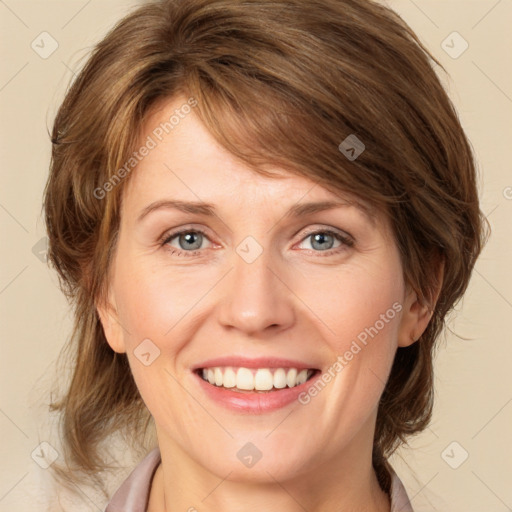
[{"xmin": 105, "ymin": 448, "xmax": 414, "ymax": 511}]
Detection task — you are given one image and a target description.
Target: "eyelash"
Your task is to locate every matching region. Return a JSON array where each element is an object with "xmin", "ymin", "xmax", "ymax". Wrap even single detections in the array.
[{"xmin": 159, "ymin": 227, "xmax": 354, "ymax": 258}]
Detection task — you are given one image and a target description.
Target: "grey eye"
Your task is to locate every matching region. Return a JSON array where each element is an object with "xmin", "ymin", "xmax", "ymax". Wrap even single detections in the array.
[
  {"xmin": 177, "ymin": 231, "xmax": 204, "ymax": 250},
  {"xmin": 309, "ymin": 232, "xmax": 335, "ymax": 251}
]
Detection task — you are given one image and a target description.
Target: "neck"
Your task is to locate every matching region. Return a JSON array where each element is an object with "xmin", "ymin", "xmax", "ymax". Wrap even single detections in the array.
[
  {"xmin": 148, "ymin": 421, "xmax": 391, "ymax": 512},
  {"xmin": 150, "ymin": 463, "xmax": 389, "ymax": 512}
]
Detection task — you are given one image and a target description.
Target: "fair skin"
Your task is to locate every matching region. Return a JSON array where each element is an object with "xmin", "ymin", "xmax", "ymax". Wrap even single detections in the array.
[{"xmin": 97, "ymin": 94, "xmax": 434, "ymax": 512}]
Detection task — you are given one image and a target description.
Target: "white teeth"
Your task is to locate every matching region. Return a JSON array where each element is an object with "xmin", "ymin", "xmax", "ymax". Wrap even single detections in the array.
[
  {"xmin": 296, "ymin": 369, "xmax": 308, "ymax": 385},
  {"xmin": 236, "ymin": 367, "xmax": 254, "ymax": 390},
  {"xmin": 254, "ymin": 369, "xmax": 273, "ymax": 390},
  {"xmin": 286, "ymin": 368, "xmax": 297, "ymax": 387},
  {"xmin": 214, "ymin": 367, "xmax": 223, "ymax": 386},
  {"xmin": 199, "ymin": 366, "xmax": 315, "ymax": 391},
  {"xmin": 273, "ymin": 368, "xmax": 287, "ymax": 389},
  {"xmin": 223, "ymin": 367, "xmax": 237, "ymax": 388}
]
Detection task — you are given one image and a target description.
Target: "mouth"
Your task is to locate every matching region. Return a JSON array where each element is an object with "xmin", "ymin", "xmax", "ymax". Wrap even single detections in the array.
[{"xmin": 194, "ymin": 366, "xmax": 321, "ymax": 393}]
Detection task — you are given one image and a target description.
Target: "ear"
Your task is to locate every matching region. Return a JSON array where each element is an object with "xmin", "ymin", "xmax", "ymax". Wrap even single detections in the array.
[
  {"xmin": 397, "ymin": 257, "xmax": 444, "ymax": 348},
  {"xmin": 96, "ymin": 285, "xmax": 126, "ymax": 354}
]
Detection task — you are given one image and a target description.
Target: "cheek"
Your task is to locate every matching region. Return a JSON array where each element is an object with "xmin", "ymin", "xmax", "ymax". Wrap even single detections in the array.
[
  {"xmin": 114, "ymin": 259, "xmax": 197, "ymax": 346},
  {"xmin": 112, "ymin": 261, "xmax": 191, "ymax": 418},
  {"xmin": 112, "ymin": 259, "xmax": 210, "ymax": 401},
  {"xmin": 295, "ymin": 258, "xmax": 404, "ymax": 355}
]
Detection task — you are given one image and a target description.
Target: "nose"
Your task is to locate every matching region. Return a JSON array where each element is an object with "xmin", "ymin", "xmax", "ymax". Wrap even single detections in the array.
[{"xmin": 217, "ymin": 246, "xmax": 296, "ymax": 337}]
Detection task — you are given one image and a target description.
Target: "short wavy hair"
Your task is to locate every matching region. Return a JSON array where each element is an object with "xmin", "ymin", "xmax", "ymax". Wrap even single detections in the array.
[{"xmin": 43, "ymin": 0, "xmax": 488, "ymax": 499}]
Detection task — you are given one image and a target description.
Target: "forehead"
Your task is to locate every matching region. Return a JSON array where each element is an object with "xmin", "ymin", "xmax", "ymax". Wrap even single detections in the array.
[{"xmin": 121, "ymin": 95, "xmax": 378, "ymax": 225}]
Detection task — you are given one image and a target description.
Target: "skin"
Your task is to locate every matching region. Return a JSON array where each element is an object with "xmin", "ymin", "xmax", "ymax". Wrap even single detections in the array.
[{"xmin": 97, "ymin": 94, "xmax": 436, "ymax": 512}]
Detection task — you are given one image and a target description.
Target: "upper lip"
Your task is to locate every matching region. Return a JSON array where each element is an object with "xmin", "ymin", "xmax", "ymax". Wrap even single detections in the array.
[{"xmin": 192, "ymin": 356, "xmax": 320, "ymax": 371}]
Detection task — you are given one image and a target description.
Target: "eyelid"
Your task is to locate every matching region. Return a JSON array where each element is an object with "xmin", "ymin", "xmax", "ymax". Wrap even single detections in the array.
[
  {"xmin": 296, "ymin": 225, "xmax": 354, "ymax": 245},
  {"xmin": 159, "ymin": 224, "xmax": 355, "ymax": 256},
  {"xmin": 159, "ymin": 225, "xmax": 214, "ymax": 247}
]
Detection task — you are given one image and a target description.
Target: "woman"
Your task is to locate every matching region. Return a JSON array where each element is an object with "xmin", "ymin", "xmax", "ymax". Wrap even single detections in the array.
[{"xmin": 43, "ymin": 0, "xmax": 487, "ymax": 510}]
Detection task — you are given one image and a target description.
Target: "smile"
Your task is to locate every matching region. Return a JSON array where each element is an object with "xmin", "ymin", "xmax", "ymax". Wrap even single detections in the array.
[
  {"xmin": 191, "ymin": 356, "xmax": 323, "ymax": 413},
  {"xmin": 197, "ymin": 366, "xmax": 319, "ymax": 392}
]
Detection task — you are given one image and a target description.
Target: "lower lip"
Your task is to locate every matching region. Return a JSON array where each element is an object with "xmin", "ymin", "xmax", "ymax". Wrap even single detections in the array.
[{"xmin": 193, "ymin": 370, "xmax": 321, "ymax": 413}]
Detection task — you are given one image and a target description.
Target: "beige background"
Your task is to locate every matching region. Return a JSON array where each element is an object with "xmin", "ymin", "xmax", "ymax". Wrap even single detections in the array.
[{"xmin": 0, "ymin": 0, "xmax": 511, "ymax": 510}]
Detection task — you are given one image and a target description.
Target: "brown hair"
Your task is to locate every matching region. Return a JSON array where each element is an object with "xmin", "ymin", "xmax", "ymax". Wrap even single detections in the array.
[{"xmin": 43, "ymin": 0, "xmax": 488, "ymax": 501}]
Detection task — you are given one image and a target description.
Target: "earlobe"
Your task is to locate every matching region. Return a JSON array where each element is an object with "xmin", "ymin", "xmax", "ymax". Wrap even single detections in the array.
[
  {"xmin": 96, "ymin": 290, "xmax": 126, "ymax": 354},
  {"xmin": 397, "ymin": 257, "xmax": 444, "ymax": 347},
  {"xmin": 397, "ymin": 293, "xmax": 433, "ymax": 347}
]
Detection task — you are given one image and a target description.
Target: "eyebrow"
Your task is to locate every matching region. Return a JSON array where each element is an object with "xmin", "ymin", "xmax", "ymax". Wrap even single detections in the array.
[{"xmin": 136, "ymin": 199, "xmax": 376, "ymax": 225}]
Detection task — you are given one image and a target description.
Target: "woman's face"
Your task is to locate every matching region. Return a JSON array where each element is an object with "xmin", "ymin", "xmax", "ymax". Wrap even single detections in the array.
[{"xmin": 99, "ymin": 94, "xmax": 424, "ymax": 483}]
